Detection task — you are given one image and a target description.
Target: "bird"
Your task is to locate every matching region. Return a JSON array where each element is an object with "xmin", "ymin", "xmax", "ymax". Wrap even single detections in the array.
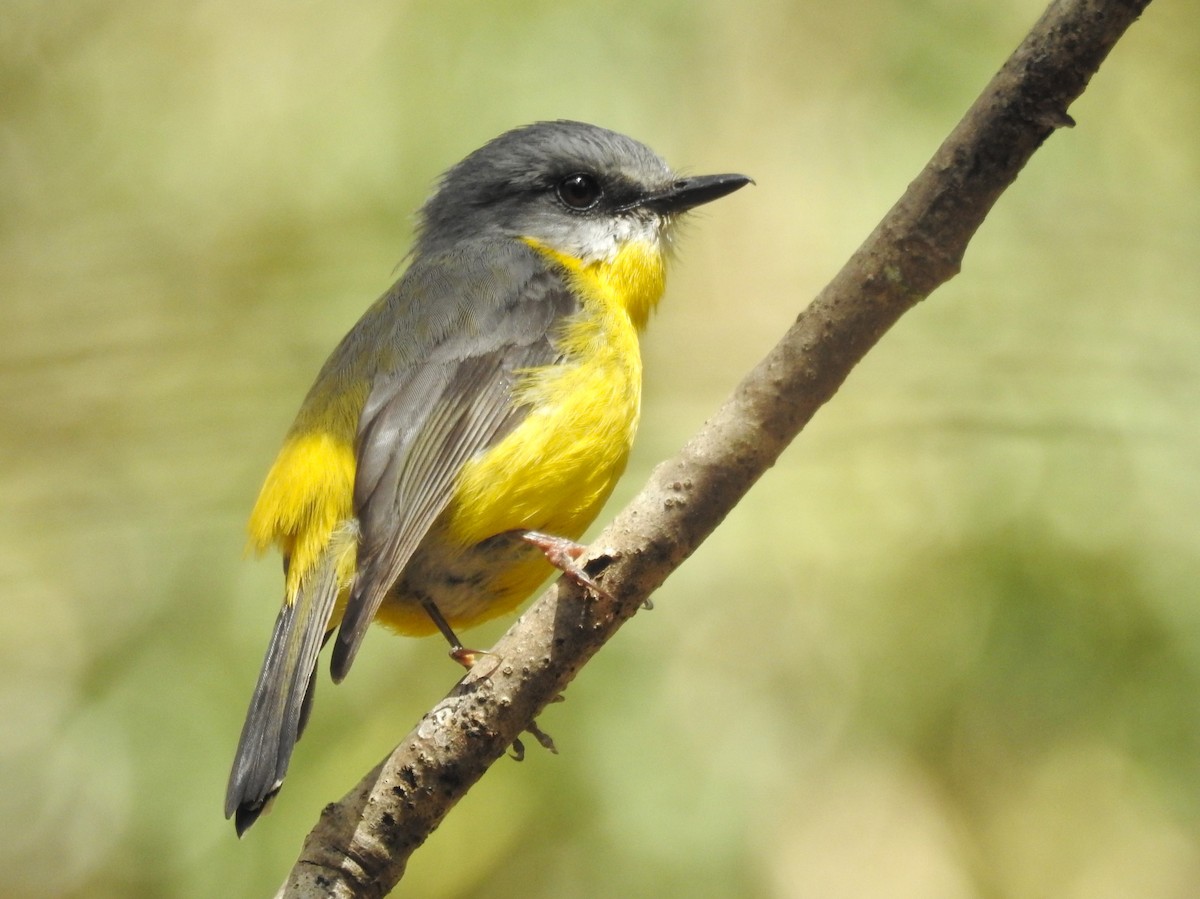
[{"xmin": 225, "ymin": 120, "xmax": 750, "ymax": 834}]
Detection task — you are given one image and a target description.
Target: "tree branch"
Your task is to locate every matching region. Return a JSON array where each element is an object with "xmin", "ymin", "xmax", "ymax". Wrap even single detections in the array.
[{"xmin": 278, "ymin": 1, "xmax": 1152, "ymax": 894}]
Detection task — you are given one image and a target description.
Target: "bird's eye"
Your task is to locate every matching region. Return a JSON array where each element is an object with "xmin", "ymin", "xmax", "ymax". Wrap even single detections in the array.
[{"xmin": 556, "ymin": 173, "xmax": 602, "ymax": 210}]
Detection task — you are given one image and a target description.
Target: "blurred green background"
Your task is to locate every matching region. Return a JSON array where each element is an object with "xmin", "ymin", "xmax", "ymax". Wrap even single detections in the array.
[{"xmin": 4, "ymin": 0, "xmax": 1199, "ymax": 896}]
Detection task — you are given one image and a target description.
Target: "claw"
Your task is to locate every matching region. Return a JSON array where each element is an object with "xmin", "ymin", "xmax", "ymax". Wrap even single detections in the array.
[
  {"xmin": 449, "ymin": 647, "xmax": 488, "ymax": 669},
  {"xmin": 525, "ymin": 721, "xmax": 558, "ymax": 754},
  {"xmin": 522, "ymin": 531, "xmax": 613, "ymax": 601},
  {"xmin": 507, "ymin": 720, "xmax": 559, "ymax": 761}
]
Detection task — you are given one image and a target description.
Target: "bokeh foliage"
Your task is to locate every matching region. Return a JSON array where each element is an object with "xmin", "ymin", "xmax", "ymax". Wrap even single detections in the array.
[{"xmin": 3, "ymin": 0, "xmax": 1199, "ymax": 896}]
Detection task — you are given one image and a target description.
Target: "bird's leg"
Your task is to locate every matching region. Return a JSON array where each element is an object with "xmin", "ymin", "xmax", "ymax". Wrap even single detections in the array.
[
  {"xmin": 422, "ymin": 593, "xmax": 559, "ymax": 761},
  {"xmin": 419, "ymin": 598, "xmax": 485, "ymax": 668},
  {"xmin": 521, "ymin": 531, "xmax": 614, "ymax": 601},
  {"xmin": 425, "ymin": 535, "xmax": 598, "ymax": 758}
]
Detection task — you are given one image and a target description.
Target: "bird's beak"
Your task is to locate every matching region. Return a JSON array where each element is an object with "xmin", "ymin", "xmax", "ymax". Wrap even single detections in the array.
[{"xmin": 628, "ymin": 173, "xmax": 753, "ymax": 214}]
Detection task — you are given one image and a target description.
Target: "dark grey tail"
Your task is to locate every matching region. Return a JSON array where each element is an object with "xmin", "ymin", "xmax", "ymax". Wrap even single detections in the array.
[{"xmin": 225, "ymin": 551, "xmax": 341, "ymax": 835}]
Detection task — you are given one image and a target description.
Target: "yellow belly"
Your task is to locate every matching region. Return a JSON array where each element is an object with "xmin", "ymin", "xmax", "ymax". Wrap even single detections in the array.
[{"xmin": 374, "ymin": 348, "xmax": 642, "ymax": 633}]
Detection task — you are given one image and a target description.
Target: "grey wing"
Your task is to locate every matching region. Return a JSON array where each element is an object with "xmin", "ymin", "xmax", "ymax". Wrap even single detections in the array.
[{"xmin": 329, "ymin": 246, "xmax": 576, "ymax": 681}]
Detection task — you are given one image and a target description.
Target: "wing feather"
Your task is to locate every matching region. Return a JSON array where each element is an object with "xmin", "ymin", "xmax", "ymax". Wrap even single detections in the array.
[{"xmin": 329, "ymin": 244, "xmax": 576, "ymax": 680}]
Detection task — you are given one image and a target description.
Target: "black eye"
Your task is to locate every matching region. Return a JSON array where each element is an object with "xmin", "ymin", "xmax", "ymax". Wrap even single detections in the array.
[{"xmin": 556, "ymin": 173, "xmax": 602, "ymax": 209}]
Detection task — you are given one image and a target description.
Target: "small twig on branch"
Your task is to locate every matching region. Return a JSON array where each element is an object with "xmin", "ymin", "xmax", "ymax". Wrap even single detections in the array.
[{"xmin": 278, "ymin": 1, "xmax": 1153, "ymax": 895}]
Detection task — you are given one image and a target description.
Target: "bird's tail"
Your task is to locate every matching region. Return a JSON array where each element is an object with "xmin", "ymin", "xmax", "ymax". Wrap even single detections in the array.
[{"xmin": 224, "ymin": 523, "xmax": 355, "ymax": 835}]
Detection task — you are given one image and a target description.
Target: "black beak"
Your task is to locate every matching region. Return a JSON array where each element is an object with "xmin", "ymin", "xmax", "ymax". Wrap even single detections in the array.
[{"xmin": 627, "ymin": 173, "xmax": 753, "ymax": 214}]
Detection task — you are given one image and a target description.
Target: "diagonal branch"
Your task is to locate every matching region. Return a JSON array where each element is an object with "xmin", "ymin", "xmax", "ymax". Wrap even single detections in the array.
[{"xmin": 278, "ymin": 0, "xmax": 1153, "ymax": 895}]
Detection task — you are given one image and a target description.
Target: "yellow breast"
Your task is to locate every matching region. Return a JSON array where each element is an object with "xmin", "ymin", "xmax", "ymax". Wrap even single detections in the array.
[{"xmin": 445, "ymin": 238, "xmax": 666, "ymax": 547}]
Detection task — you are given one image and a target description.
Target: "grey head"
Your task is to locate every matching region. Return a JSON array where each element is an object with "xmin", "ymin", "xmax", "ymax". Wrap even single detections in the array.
[{"xmin": 416, "ymin": 120, "xmax": 750, "ymax": 263}]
